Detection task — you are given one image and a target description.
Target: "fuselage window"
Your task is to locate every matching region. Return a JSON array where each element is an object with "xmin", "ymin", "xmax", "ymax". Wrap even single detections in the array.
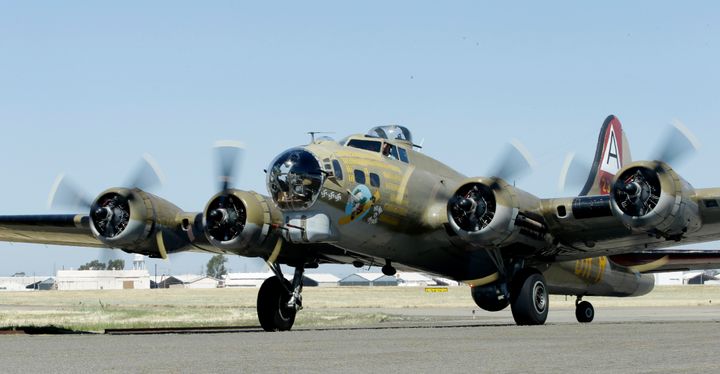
[
  {"xmin": 347, "ymin": 139, "xmax": 382, "ymax": 153},
  {"xmin": 370, "ymin": 173, "xmax": 380, "ymax": 187},
  {"xmin": 332, "ymin": 160, "xmax": 344, "ymax": 181},
  {"xmin": 398, "ymin": 148, "xmax": 409, "ymax": 163},
  {"xmin": 354, "ymin": 170, "xmax": 366, "ymax": 184}
]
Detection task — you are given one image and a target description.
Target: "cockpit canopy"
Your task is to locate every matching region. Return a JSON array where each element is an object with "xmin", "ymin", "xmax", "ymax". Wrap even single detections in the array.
[{"xmin": 367, "ymin": 126, "xmax": 413, "ymax": 145}]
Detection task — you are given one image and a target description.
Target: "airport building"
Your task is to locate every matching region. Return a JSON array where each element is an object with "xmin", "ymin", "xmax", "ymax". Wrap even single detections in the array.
[
  {"xmin": 154, "ymin": 275, "xmax": 221, "ymax": 289},
  {"xmin": 396, "ymin": 272, "xmax": 437, "ymax": 287},
  {"xmin": 0, "ymin": 276, "xmax": 54, "ymax": 291},
  {"xmin": 655, "ymin": 271, "xmax": 720, "ymax": 286},
  {"xmin": 224, "ymin": 272, "xmax": 342, "ymax": 288},
  {"xmin": 55, "ymin": 270, "xmax": 150, "ymax": 290},
  {"xmin": 339, "ymin": 273, "xmax": 399, "ymax": 287},
  {"xmin": 224, "ymin": 272, "xmax": 274, "ymax": 288},
  {"xmin": 303, "ymin": 274, "xmax": 341, "ymax": 287}
]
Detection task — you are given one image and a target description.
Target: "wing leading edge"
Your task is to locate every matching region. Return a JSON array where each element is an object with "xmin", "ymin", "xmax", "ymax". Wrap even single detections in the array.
[{"xmin": 0, "ymin": 215, "xmax": 105, "ymax": 248}]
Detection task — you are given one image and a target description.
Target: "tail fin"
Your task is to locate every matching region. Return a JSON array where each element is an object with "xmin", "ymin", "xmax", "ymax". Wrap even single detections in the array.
[{"xmin": 579, "ymin": 115, "xmax": 632, "ymax": 196}]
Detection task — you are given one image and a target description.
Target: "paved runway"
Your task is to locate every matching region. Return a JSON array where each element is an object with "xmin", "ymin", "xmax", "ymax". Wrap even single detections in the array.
[{"xmin": 1, "ymin": 306, "xmax": 719, "ymax": 373}]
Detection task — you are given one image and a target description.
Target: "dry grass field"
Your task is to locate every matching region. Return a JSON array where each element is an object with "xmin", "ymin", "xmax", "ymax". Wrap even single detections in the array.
[{"xmin": 1, "ymin": 286, "xmax": 719, "ymax": 332}]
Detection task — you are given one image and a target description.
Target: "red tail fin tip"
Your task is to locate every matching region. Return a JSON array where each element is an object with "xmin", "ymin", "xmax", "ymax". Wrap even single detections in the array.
[{"xmin": 580, "ymin": 115, "xmax": 633, "ymax": 196}]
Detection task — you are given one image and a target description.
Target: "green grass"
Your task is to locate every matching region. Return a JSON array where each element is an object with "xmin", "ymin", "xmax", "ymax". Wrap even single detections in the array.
[
  {"xmin": 1, "ymin": 286, "xmax": 719, "ymax": 332},
  {"xmin": 0, "ymin": 288, "xmax": 418, "ymax": 332}
]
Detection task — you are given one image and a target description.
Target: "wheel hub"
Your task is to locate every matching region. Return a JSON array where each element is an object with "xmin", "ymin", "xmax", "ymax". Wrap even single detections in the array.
[{"xmin": 532, "ymin": 281, "xmax": 547, "ymax": 314}]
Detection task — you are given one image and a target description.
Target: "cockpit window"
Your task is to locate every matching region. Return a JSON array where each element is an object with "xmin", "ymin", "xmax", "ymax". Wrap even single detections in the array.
[
  {"xmin": 381, "ymin": 143, "xmax": 400, "ymax": 160},
  {"xmin": 398, "ymin": 148, "xmax": 409, "ymax": 163},
  {"xmin": 267, "ymin": 149, "xmax": 324, "ymax": 210},
  {"xmin": 347, "ymin": 139, "xmax": 382, "ymax": 153}
]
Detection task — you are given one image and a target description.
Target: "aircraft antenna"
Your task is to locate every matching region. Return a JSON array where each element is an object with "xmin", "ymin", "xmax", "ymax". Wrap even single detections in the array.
[{"xmin": 307, "ymin": 131, "xmax": 335, "ymax": 143}]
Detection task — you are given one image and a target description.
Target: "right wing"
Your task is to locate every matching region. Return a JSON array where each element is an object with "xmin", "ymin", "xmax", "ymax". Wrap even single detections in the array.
[{"xmin": 0, "ymin": 215, "xmax": 106, "ymax": 248}]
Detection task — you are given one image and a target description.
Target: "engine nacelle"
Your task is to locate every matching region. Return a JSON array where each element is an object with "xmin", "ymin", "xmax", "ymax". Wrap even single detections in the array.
[
  {"xmin": 447, "ymin": 178, "xmax": 547, "ymax": 249},
  {"xmin": 89, "ymin": 188, "xmax": 183, "ymax": 258},
  {"xmin": 610, "ymin": 162, "xmax": 701, "ymax": 238},
  {"xmin": 203, "ymin": 190, "xmax": 283, "ymax": 256}
]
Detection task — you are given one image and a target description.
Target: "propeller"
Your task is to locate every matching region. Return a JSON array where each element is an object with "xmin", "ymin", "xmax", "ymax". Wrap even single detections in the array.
[
  {"xmin": 214, "ymin": 140, "xmax": 245, "ymax": 192},
  {"xmin": 487, "ymin": 139, "xmax": 536, "ymax": 188},
  {"xmin": 558, "ymin": 120, "xmax": 701, "ymax": 193},
  {"xmin": 205, "ymin": 141, "xmax": 247, "ymax": 242},
  {"xmin": 448, "ymin": 183, "xmax": 496, "ymax": 232},
  {"xmin": 612, "ymin": 167, "xmax": 661, "ymax": 217},
  {"xmin": 651, "ymin": 119, "xmax": 701, "ymax": 167},
  {"xmin": 125, "ymin": 153, "xmax": 166, "ymax": 192},
  {"xmin": 447, "ymin": 139, "xmax": 534, "ymax": 233},
  {"xmin": 206, "ymin": 141, "xmax": 269, "ymax": 270},
  {"xmin": 47, "ymin": 154, "xmax": 167, "ymax": 263},
  {"xmin": 47, "ymin": 174, "xmax": 93, "ymax": 211},
  {"xmin": 47, "ymin": 154, "xmax": 166, "ymax": 211},
  {"xmin": 557, "ymin": 152, "xmax": 592, "ymax": 193}
]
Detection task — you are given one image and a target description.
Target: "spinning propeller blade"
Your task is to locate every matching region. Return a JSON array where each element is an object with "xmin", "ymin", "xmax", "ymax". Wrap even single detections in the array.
[{"xmin": 488, "ymin": 139, "xmax": 536, "ymax": 187}]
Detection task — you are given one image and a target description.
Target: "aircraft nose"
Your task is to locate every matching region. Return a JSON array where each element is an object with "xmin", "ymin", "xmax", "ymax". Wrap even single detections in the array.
[{"xmin": 267, "ymin": 148, "xmax": 324, "ymax": 210}]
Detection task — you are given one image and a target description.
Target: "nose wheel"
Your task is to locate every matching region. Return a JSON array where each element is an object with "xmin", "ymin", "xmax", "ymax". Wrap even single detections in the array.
[
  {"xmin": 575, "ymin": 298, "xmax": 595, "ymax": 323},
  {"xmin": 257, "ymin": 276, "xmax": 297, "ymax": 332},
  {"xmin": 257, "ymin": 264, "xmax": 305, "ymax": 332}
]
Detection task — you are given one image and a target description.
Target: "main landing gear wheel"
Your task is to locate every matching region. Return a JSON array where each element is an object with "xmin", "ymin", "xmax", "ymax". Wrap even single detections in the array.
[
  {"xmin": 257, "ymin": 277, "xmax": 297, "ymax": 332},
  {"xmin": 575, "ymin": 300, "xmax": 595, "ymax": 323},
  {"xmin": 511, "ymin": 272, "xmax": 549, "ymax": 326}
]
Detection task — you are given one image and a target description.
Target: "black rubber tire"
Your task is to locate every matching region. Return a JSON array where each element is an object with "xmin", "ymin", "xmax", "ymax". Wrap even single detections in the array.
[
  {"xmin": 257, "ymin": 277, "xmax": 296, "ymax": 332},
  {"xmin": 575, "ymin": 301, "xmax": 595, "ymax": 323},
  {"xmin": 511, "ymin": 272, "xmax": 549, "ymax": 326}
]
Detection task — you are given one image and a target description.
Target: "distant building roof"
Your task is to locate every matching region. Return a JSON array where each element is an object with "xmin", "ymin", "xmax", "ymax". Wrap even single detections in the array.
[
  {"xmin": 682, "ymin": 271, "xmax": 704, "ymax": 279},
  {"xmin": 171, "ymin": 274, "xmax": 220, "ymax": 284},
  {"xmin": 153, "ymin": 274, "xmax": 220, "ymax": 289},
  {"xmin": 0, "ymin": 276, "xmax": 53, "ymax": 291},
  {"xmin": 353, "ymin": 273, "xmax": 385, "ymax": 281},
  {"xmin": 225, "ymin": 272, "xmax": 275, "ymax": 280},
  {"xmin": 339, "ymin": 273, "xmax": 397, "ymax": 286},
  {"xmin": 224, "ymin": 272, "xmax": 274, "ymax": 288},
  {"xmin": 305, "ymin": 274, "xmax": 341, "ymax": 283},
  {"xmin": 433, "ymin": 277, "xmax": 460, "ymax": 287},
  {"xmin": 397, "ymin": 272, "xmax": 433, "ymax": 282},
  {"xmin": 57, "ymin": 270, "xmax": 150, "ymax": 278},
  {"xmin": 373, "ymin": 275, "xmax": 398, "ymax": 286},
  {"xmin": 339, "ymin": 274, "xmax": 372, "ymax": 285}
]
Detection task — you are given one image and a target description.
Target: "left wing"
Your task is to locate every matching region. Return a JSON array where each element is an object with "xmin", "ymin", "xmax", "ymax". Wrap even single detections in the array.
[{"xmin": 0, "ymin": 214, "xmax": 105, "ymax": 248}]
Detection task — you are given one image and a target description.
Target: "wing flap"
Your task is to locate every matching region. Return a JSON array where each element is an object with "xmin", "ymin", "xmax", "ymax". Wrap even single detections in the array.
[{"xmin": 0, "ymin": 215, "xmax": 106, "ymax": 248}]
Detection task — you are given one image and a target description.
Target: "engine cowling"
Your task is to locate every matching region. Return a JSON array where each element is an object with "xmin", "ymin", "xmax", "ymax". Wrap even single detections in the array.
[
  {"xmin": 89, "ymin": 188, "xmax": 184, "ymax": 258},
  {"xmin": 203, "ymin": 190, "xmax": 283, "ymax": 256},
  {"xmin": 446, "ymin": 178, "xmax": 547, "ymax": 249},
  {"xmin": 610, "ymin": 162, "xmax": 701, "ymax": 238}
]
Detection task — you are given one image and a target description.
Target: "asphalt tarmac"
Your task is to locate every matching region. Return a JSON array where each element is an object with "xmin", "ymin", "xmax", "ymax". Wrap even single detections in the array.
[{"xmin": 1, "ymin": 306, "xmax": 719, "ymax": 373}]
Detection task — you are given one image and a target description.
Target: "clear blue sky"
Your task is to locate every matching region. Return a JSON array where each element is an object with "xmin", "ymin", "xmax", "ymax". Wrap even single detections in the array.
[{"xmin": 1, "ymin": 2, "xmax": 719, "ymax": 277}]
